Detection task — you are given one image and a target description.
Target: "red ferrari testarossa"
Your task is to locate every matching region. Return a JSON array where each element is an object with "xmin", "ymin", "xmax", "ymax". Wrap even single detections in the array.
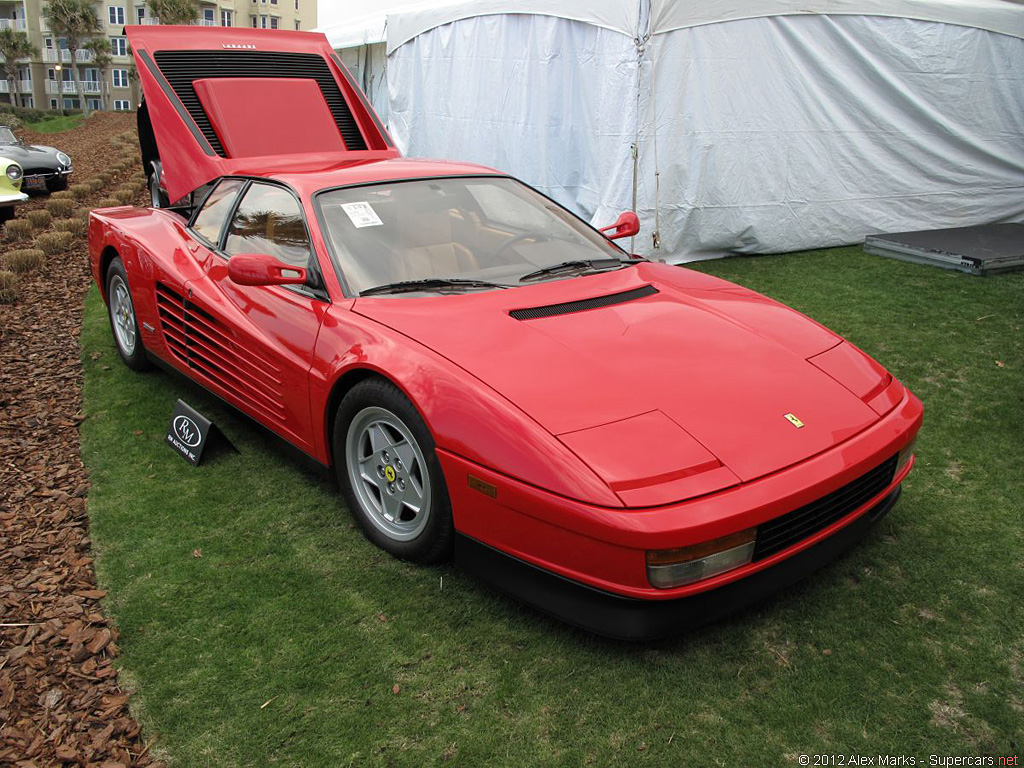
[{"xmin": 89, "ymin": 27, "xmax": 922, "ymax": 639}]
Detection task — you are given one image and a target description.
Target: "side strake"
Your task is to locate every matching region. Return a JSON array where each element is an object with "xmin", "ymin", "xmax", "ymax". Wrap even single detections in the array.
[{"xmin": 127, "ymin": 26, "xmax": 398, "ymax": 203}]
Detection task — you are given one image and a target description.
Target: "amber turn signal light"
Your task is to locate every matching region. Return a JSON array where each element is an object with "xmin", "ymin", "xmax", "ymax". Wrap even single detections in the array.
[{"xmin": 646, "ymin": 528, "xmax": 757, "ymax": 589}]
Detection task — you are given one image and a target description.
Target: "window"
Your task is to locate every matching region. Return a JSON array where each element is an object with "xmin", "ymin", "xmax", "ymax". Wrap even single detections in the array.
[
  {"xmin": 87, "ymin": 98, "xmax": 101, "ymax": 111},
  {"xmin": 83, "ymin": 68, "xmax": 99, "ymax": 83},
  {"xmin": 192, "ymin": 179, "xmax": 245, "ymax": 245},
  {"xmin": 250, "ymin": 15, "xmax": 257, "ymax": 27},
  {"xmin": 21, "ymin": 96, "xmax": 33, "ymax": 108},
  {"xmin": 49, "ymin": 98, "xmax": 58, "ymax": 110},
  {"xmin": 270, "ymin": 16, "xmax": 279, "ymax": 29},
  {"xmin": 136, "ymin": 7, "xmax": 145, "ymax": 24},
  {"xmin": 44, "ymin": 36, "xmax": 53, "ymax": 49},
  {"xmin": 294, "ymin": 0, "xmax": 299, "ymax": 9},
  {"xmin": 203, "ymin": 8, "xmax": 214, "ymax": 24},
  {"xmin": 112, "ymin": 69, "xmax": 129, "ymax": 88},
  {"xmin": 271, "ymin": 0, "xmax": 277, "ymax": 5},
  {"xmin": 113, "ymin": 99, "xmax": 131, "ymax": 110},
  {"xmin": 62, "ymin": 97, "xmax": 80, "ymax": 109},
  {"xmin": 221, "ymin": 9, "xmax": 232, "ymax": 26},
  {"xmin": 294, "ymin": 20, "xmax": 300, "ymax": 30},
  {"xmin": 225, "ymin": 183, "xmax": 311, "ymax": 268},
  {"xmin": 110, "ymin": 37, "xmax": 127, "ymax": 56},
  {"xmin": 108, "ymin": 6, "xmax": 125, "ymax": 25}
]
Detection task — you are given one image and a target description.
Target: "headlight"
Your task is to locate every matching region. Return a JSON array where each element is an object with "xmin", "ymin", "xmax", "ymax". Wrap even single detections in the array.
[
  {"xmin": 646, "ymin": 528, "xmax": 757, "ymax": 589},
  {"xmin": 7, "ymin": 164, "xmax": 22, "ymax": 181},
  {"xmin": 56, "ymin": 151, "xmax": 71, "ymax": 167}
]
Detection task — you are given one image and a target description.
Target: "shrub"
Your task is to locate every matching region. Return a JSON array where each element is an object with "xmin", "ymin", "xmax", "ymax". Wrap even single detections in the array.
[
  {"xmin": 71, "ymin": 183, "xmax": 92, "ymax": 200},
  {"xmin": 35, "ymin": 231, "xmax": 73, "ymax": 254},
  {"xmin": 1, "ymin": 248, "xmax": 44, "ymax": 273},
  {"xmin": 46, "ymin": 198, "xmax": 75, "ymax": 217},
  {"xmin": 76, "ymin": 207, "xmax": 91, "ymax": 221},
  {"xmin": 26, "ymin": 209, "xmax": 52, "ymax": 229},
  {"xmin": 4, "ymin": 219, "xmax": 33, "ymax": 241},
  {"xmin": 97, "ymin": 172, "xmax": 113, "ymax": 184},
  {"xmin": 114, "ymin": 188, "xmax": 135, "ymax": 205},
  {"xmin": 89, "ymin": 179, "xmax": 105, "ymax": 192},
  {"xmin": 50, "ymin": 190, "xmax": 73, "ymax": 200},
  {"xmin": 97, "ymin": 197, "xmax": 120, "ymax": 208},
  {"xmin": 52, "ymin": 218, "xmax": 87, "ymax": 237},
  {"xmin": 0, "ymin": 270, "xmax": 17, "ymax": 303}
]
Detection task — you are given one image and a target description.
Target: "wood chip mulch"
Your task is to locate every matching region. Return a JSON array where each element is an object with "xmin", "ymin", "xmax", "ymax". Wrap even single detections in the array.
[{"xmin": 0, "ymin": 113, "xmax": 161, "ymax": 767}]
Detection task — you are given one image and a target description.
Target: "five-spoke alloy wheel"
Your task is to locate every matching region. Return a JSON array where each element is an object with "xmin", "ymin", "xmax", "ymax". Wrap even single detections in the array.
[
  {"xmin": 335, "ymin": 379, "xmax": 453, "ymax": 563},
  {"xmin": 105, "ymin": 257, "xmax": 150, "ymax": 371}
]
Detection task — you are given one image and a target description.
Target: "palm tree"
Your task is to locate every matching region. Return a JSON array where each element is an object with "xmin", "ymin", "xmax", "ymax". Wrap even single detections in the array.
[
  {"xmin": 147, "ymin": 0, "xmax": 200, "ymax": 25},
  {"xmin": 83, "ymin": 37, "xmax": 112, "ymax": 111},
  {"xmin": 0, "ymin": 29, "xmax": 37, "ymax": 106},
  {"xmin": 41, "ymin": 0, "xmax": 101, "ymax": 117}
]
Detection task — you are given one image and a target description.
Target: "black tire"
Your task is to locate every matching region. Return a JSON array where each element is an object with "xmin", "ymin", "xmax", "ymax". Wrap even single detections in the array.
[
  {"xmin": 0, "ymin": 207, "xmax": 14, "ymax": 223},
  {"xmin": 46, "ymin": 175, "xmax": 68, "ymax": 193},
  {"xmin": 333, "ymin": 378, "xmax": 454, "ymax": 564},
  {"xmin": 105, "ymin": 257, "xmax": 151, "ymax": 371},
  {"xmin": 147, "ymin": 160, "xmax": 168, "ymax": 209}
]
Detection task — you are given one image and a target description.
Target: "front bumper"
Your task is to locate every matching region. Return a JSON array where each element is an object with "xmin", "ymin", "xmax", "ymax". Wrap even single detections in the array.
[
  {"xmin": 456, "ymin": 486, "xmax": 901, "ymax": 639},
  {"xmin": 0, "ymin": 191, "xmax": 29, "ymax": 205},
  {"xmin": 438, "ymin": 389, "xmax": 922, "ymax": 634}
]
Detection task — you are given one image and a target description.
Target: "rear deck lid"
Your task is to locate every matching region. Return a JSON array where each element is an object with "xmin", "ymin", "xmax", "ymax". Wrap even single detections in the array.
[{"xmin": 127, "ymin": 26, "xmax": 397, "ymax": 202}]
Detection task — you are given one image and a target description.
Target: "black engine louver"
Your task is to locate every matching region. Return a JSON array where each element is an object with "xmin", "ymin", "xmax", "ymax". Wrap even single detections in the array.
[
  {"xmin": 152, "ymin": 49, "xmax": 367, "ymax": 156},
  {"xmin": 510, "ymin": 285, "xmax": 658, "ymax": 320}
]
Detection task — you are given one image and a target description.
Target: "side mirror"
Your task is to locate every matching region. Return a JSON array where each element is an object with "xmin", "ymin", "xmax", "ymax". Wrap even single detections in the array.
[
  {"xmin": 228, "ymin": 253, "xmax": 308, "ymax": 287},
  {"xmin": 598, "ymin": 211, "xmax": 640, "ymax": 241}
]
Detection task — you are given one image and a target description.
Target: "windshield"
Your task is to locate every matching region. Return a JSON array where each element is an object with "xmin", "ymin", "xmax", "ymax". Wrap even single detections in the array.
[
  {"xmin": 316, "ymin": 177, "xmax": 626, "ymax": 295},
  {"xmin": 0, "ymin": 127, "xmax": 17, "ymax": 144}
]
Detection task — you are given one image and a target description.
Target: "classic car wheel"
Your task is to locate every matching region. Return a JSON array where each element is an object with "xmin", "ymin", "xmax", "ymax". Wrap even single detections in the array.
[
  {"xmin": 148, "ymin": 161, "xmax": 169, "ymax": 209},
  {"xmin": 335, "ymin": 379, "xmax": 454, "ymax": 563},
  {"xmin": 46, "ymin": 176, "xmax": 68, "ymax": 193},
  {"xmin": 105, "ymin": 258, "xmax": 150, "ymax": 371}
]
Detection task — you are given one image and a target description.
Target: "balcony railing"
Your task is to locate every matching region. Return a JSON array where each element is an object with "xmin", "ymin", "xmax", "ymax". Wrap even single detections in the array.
[
  {"xmin": 42, "ymin": 49, "xmax": 95, "ymax": 63},
  {"xmin": 46, "ymin": 80, "xmax": 101, "ymax": 94},
  {"xmin": 0, "ymin": 18, "xmax": 27, "ymax": 31}
]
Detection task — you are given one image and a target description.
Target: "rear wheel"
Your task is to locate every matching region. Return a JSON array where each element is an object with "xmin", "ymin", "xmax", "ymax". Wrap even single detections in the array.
[
  {"xmin": 147, "ymin": 160, "xmax": 168, "ymax": 209},
  {"xmin": 334, "ymin": 379, "xmax": 454, "ymax": 563},
  {"xmin": 105, "ymin": 257, "xmax": 151, "ymax": 371},
  {"xmin": 45, "ymin": 175, "xmax": 68, "ymax": 193}
]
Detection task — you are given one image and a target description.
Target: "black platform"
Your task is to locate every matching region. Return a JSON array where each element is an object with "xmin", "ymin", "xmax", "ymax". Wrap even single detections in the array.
[{"xmin": 864, "ymin": 223, "xmax": 1024, "ymax": 276}]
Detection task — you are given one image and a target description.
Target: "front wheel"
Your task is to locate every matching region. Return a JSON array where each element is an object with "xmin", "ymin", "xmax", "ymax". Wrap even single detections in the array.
[
  {"xmin": 334, "ymin": 379, "xmax": 454, "ymax": 564},
  {"xmin": 106, "ymin": 257, "xmax": 151, "ymax": 371}
]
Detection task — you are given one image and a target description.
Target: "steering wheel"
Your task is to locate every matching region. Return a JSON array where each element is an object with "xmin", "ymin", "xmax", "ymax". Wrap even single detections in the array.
[{"xmin": 491, "ymin": 232, "xmax": 551, "ymax": 262}]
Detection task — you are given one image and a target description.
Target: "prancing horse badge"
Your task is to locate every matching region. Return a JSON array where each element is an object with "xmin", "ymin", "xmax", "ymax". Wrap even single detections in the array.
[{"xmin": 784, "ymin": 413, "xmax": 805, "ymax": 429}]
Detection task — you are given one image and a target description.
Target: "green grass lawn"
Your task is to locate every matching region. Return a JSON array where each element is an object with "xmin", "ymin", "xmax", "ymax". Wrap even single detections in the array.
[
  {"xmin": 80, "ymin": 247, "xmax": 1023, "ymax": 766},
  {"xmin": 24, "ymin": 113, "xmax": 84, "ymax": 133}
]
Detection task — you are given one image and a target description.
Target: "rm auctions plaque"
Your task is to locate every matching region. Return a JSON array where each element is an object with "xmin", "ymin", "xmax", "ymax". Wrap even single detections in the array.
[{"xmin": 165, "ymin": 400, "xmax": 231, "ymax": 466}]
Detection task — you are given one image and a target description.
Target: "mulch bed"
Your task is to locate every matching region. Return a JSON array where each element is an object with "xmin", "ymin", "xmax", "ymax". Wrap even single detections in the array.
[{"xmin": 0, "ymin": 113, "xmax": 160, "ymax": 767}]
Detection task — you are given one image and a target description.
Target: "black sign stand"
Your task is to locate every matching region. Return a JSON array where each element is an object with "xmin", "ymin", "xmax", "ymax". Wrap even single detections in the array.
[{"xmin": 165, "ymin": 399, "xmax": 235, "ymax": 466}]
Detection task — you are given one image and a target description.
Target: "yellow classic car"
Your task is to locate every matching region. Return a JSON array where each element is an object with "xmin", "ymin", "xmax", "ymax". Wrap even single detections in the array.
[{"xmin": 0, "ymin": 156, "xmax": 28, "ymax": 223}]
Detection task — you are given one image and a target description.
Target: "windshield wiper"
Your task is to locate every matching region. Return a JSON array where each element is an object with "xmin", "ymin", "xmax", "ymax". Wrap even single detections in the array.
[
  {"xmin": 360, "ymin": 278, "xmax": 508, "ymax": 297},
  {"xmin": 519, "ymin": 258, "xmax": 628, "ymax": 283}
]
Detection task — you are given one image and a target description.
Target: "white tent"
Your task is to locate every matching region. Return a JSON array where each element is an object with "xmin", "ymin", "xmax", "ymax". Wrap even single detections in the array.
[{"xmin": 320, "ymin": 0, "xmax": 1024, "ymax": 259}]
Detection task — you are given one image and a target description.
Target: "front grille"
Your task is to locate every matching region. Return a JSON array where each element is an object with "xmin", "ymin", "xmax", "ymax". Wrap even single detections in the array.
[
  {"xmin": 155, "ymin": 282, "xmax": 286, "ymax": 424},
  {"xmin": 510, "ymin": 285, "xmax": 658, "ymax": 320},
  {"xmin": 152, "ymin": 49, "xmax": 367, "ymax": 156},
  {"xmin": 22, "ymin": 168, "xmax": 57, "ymax": 178},
  {"xmin": 752, "ymin": 454, "xmax": 899, "ymax": 561}
]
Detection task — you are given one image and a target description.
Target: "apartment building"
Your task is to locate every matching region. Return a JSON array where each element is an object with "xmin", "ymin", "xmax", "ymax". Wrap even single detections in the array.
[{"xmin": 0, "ymin": 0, "xmax": 317, "ymax": 111}]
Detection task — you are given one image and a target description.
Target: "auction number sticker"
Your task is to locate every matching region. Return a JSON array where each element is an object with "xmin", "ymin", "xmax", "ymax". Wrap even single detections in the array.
[{"xmin": 341, "ymin": 202, "xmax": 384, "ymax": 228}]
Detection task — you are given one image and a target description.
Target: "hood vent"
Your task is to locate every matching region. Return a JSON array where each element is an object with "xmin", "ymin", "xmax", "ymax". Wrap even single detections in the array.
[
  {"xmin": 510, "ymin": 285, "xmax": 658, "ymax": 321},
  {"xmin": 151, "ymin": 50, "xmax": 367, "ymax": 156}
]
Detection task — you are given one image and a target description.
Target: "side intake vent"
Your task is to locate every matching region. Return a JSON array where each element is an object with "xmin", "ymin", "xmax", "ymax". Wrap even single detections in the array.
[
  {"xmin": 155, "ymin": 282, "xmax": 287, "ymax": 425},
  {"xmin": 510, "ymin": 285, "xmax": 658, "ymax": 321},
  {"xmin": 151, "ymin": 50, "xmax": 367, "ymax": 156}
]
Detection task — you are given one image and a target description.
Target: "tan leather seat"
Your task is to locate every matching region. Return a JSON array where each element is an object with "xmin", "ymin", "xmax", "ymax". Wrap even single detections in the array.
[{"xmin": 396, "ymin": 210, "xmax": 479, "ymax": 281}]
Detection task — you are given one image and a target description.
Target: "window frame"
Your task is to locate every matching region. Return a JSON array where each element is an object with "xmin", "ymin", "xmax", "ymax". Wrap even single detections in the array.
[
  {"xmin": 113, "ymin": 99, "xmax": 131, "ymax": 110},
  {"xmin": 188, "ymin": 176, "xmax": 327, "ymax": 301},
  {"xmin": 112, "ymin": 68, "xmax": 128, "ymax": 88},
  {"xmin": 108, "ymin": 5, "xmax": 125, "ymax": 25},
  {"xmin": 110, "ymin": 36, "xmax": 127, "ymax": 57}
]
